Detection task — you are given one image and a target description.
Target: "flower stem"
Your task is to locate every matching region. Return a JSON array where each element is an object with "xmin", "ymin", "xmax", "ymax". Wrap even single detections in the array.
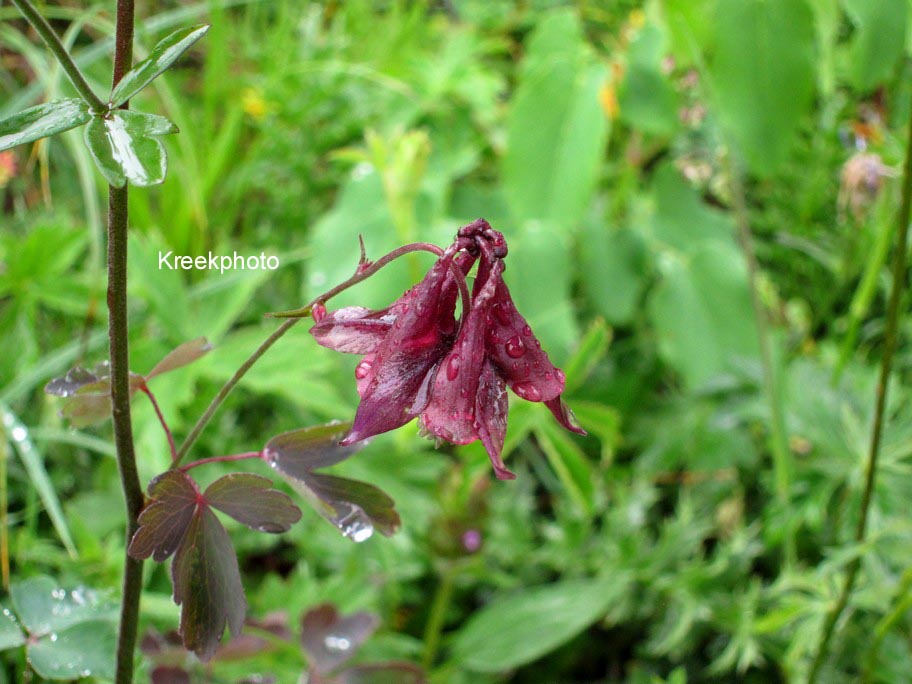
[
  {"xmin": 107, "ymin": 3, "xmax": 143, "ymax": 683},
  {"xmin": 807, "ymin": 92, "xmax": 912, "ymax": 684},
  {"xmin": 10, "ymin": 0, "xmax": 107, "ymax": 112},
  {"xmin": 179, "ymin": 451, "xmax": 263, "ymax": 472},
  {"xmin": 173, "ymin": 241, "xmax": 448, "ymax": 466},
  {"xmin": 140, "ymin": 384, "xmax": 176, "ymax": 462},
  {"xmin": 422, "ymin": 563, "xmax": 457, "ymax": 669}
]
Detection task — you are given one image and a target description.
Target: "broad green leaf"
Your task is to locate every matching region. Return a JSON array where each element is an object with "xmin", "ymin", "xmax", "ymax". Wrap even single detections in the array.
[
  {"xmin": 300, "ymin": 604, "xmax": 378, "ymax": 675},
  {"xmin": 710, "ymin": 0, "xmax": 816, "ymax": 176},
  {"xmin": 205, "ymin": 473, "xmax": 302, "ymax": 533},
  {"xmin": 504, "ymin": 10, "xmax": 608, "ymax": 227},
  {"xmin": 171, "ymin": 506, "xmax": 245, "ymax": 662},
  {"xmin": 110, "ymin": 25, "xmax": 211, "ymax": 107},
  {"xmin": 535, "ymin": 420, "xmax": 595, "ymax": 515},
  {"xmin": 83, "ymin": 110, "xmax": 177, "ymax": 187},
  {"xmin": 0, "ymin": 99, "xmax": 90, "ymax": 152},
  {"xmin": 0, "ymin": 607, "xmax": 25, "ymax": 650},
  {"xmin": 562, "ymin": 318, "xmax": 612, "ymax": 394},
  {"xmin": 649, "ymin": 164, "xmax": 735, "ymax": 253},
  {"xmin": 28, "ymin": 620, "xmax": 116, "ymax": 681},
  {"xmin": 146, "ymin": 337, "xmax": 213, "ymax": 379},
  {"xmin": 581, "ymin": 216, "xmax": 650, "ymax": 326},
  {"xmin": 648, "ymin": 241, "xmax": 758, "ymax": 388},
  {"xmin": 451, "ymin": 578, "xmax": 618, "ymax": 672},
  {"xmin": 618, "ymin": 25, "xmax": 680, "ymax": 137},
  {"xmin": 9, "ymin": 576, "xmax": 116, "ymax": 635},
  {"xmin": 1, "ymin": 408, "xmax": 77, "ymax": 556},
  {"xmin": 841, "ymin": 0, "xmax": 907, "ymax": 92}
]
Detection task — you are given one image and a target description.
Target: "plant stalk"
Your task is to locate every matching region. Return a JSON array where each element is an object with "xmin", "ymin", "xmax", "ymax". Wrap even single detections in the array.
[
  {"xmin": 10, "ymin": 0, "xmax": 107, "ymax": 112},
  {"xmin": 108, "ymin": 3, "xmax": 143, "ymax": 683},
  {"xmin": 807, "ymin": 93, "xmax": 912, "ymax": 684}
]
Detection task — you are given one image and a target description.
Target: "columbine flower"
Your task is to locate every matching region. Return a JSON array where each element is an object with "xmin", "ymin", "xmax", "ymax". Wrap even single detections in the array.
[{"xmin": 310, "ymin": 219, "xmax": 585, "ymax": 479}]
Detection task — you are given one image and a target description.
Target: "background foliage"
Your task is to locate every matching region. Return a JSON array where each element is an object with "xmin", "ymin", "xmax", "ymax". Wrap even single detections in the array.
[{"xmin": 2, "ymin": 0, "xmax": 912, "ymax": 682}]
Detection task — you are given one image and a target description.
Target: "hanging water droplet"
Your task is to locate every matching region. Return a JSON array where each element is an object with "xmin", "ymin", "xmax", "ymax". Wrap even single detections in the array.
[
  {"xmin": 333, "ymin": 503, "xmax": 374, "ymax": 543},
  {"xmin": 49, "ymin": 633, "xmax": 58, "ymax": 642},
  {"xmin": 324, "ymin": 634, "xmax": 352, "ymax": 652},
  {"xmin": 354, "ymin": 359, "xmax": 372, "ymax": 380},
  {"xmin": 505, "ymin": 335, "xmax": 526, "ymax": 358},
  {"xmin": 446, "ymin": 355, "xmax": 460, "ymax": 380},
  {"xmin": 513, "ymin": 382, "xmax": 542, "ymax": 401}
]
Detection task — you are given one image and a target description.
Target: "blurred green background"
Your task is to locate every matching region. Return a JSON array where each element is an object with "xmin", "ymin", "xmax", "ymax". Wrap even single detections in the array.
[{"xmin": 2, "ymin": 0, "xmax": 912, "ymax": 682}]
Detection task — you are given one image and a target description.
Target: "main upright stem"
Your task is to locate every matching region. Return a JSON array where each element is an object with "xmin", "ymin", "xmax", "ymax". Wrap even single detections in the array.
[{"xmin": 108, "ymin": 3, "xmax": 144, "ymax": 683}]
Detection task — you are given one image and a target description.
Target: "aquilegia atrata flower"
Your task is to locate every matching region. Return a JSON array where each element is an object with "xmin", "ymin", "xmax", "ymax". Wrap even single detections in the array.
[{"xmin": 310, "ymin": 219, "xmax": 585, "ymax": 479}]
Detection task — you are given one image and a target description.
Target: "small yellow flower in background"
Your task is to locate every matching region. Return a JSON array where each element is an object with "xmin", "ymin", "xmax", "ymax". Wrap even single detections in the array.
[
  {"xmin": 0, "ymin": 151, "xmax": 16, "ymax": 188},
  {"xmin": 599, "ymin": 80, "xmax": 619, "ymax": 120},
  {"xmin": 242, "ymin": 88, "xmax": 270, "ymax": 120}
]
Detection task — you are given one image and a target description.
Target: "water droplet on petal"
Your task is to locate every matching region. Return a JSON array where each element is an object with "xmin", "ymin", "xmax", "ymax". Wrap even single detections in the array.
[
  {"xmin": 324, "ymin": 634, "xmax": 352, "ymax": 652},
  {"xmin": 505, "ymin": 335, "xmax": 526, "ymax": 358},
  {"xmin": 522, "ymin": 325, "xmax": 532, "ymax": 336},
  {"xmin": 446, "ymin": 355, "xmax": 460, "ymax": 380},
  {"xmin": 555, "ymin": 369, "xmax": 566, "ymax": 384},
  {"xmin": 355, "ymin": 359, "xmax": 372, "ymax": 380},
  {"xmin": 513, "ymin": 382, "xmax": 542, "ymax": 401}
]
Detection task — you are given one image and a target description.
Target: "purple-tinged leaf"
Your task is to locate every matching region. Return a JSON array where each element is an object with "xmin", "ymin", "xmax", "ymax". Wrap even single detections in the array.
[
  {"xmin": 44, "ymin": 363, "xmax": 110, "ymax": 397},
  {"xmin": 151, "ymin": 665, "xmax": 191, "ymax": 684},
  {"xmin": 215, "ymin": 613, "xmax": 292, "ymax": 661},
  {"xmin": 337, "ymin": 663, "xmax": 426, "ymax": 684},
  {"xmin": 45, "ymin": 362, "xmax": 144, "ymax": 427},
  {"xmin": 171, "ymin": 505, "xmax": 246, "ymax": 662},
  {"xmin": 147, "ymin": 337, "xmax": 213, "ymax": 379},
  {"xmin": 263, "ymin": 423, "xmax": 362, "ymax": 474},
  {"xmin": 128, "ymin": 470, "xmax": 199, "ymax": 562},
  {"xmin": 301, "ymin": 604, "xmax": 378, "ymax": 675},
  {"xmin": 205, "ymin": 473, "xmax": 301, "ymax": 533},
  {"xmin": 304, "ymin": 473, "xmax": 400, "ymax": 540}
]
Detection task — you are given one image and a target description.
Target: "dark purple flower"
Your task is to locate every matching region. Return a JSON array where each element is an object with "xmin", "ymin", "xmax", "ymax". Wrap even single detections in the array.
[{"xmin": 310, "ymin": 219, "xmax": 585, "ymax": 479}]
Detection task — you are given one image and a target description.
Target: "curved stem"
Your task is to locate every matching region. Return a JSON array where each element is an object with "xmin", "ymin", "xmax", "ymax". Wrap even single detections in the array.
[
  {"xmin": 807, "ymin": 94, "xmax": 912, "ymax": 684},
  {"xmin": 173, "ymin": 241, "xmax": 448, "ymax": 466},
  {"xmin": 10, "ymin": 0, "xmax": 107, "ymax": 112},
  {"xmin": 179, "ymin": 451, "xmax": 262, "ymax": 472},
  {"xmin": 140, "ymin": 384, "xmax": 176, "ymax": 462}
]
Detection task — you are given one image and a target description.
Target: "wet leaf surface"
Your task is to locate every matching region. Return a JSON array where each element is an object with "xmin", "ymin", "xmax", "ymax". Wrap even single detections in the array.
[
  {"xmin": 0, "ymin": 99, "xmax": 91, "ymax": 152},
  {"xmin": 83, "ymin": 110, "xmax": 177, "ymax": 187},
  {"xmin": 205, "ymin": 473, "xmax": 302, "ymax": 533},
  {"xmin": 301, "ymin": 604, "xmax": 379, "ymax": 674}
]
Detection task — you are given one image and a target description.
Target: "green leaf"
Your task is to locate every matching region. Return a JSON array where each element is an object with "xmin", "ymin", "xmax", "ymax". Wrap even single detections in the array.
[
  {"xmin": 841, "ymin": 0, "xmax": 908, "ymax": 92},
  {"xmin": 1, "ymin": 407, "xmax": 77, "ymax": 557},
  {"xmin": 9, "ymin": 576, "xmax": 116, "ymax": 635},
  {"xmin": 83, "ymin": 110, "xmax": 177, "ymax": 187},
  {"xmin": 648, "ymin": 241, "xmax": 759, "ymax": 388},
  {"xmin": 563, "ymin": 318, "xmax": 612, "ymax": 394},
  {"xmin": 171, "ymin": 505, "xmax": 246, "ymax": 662},
  {"xmin": 0, "ymin": 607, "xmax": 25, "ymax": 651},
  {"xmin": 28, "ymin": 620, "xmax": 116, "ymax": 681},
  {"xmin": 0, "ymin": 99, "xmax": 90, "ymax": 152},
  {"xmin": 581, "ymin": 215, "xmax": 650, "ymax": 326},
  {"xmin": 110, "ymin": 25, "xmax": 211, "ymax": 107},
  {"xmin": 618, "ymin": 25, "xmax": 680, "ymax": 137},
  {"xmin": 534, "ymin": 420, "xmax": 595, "ymax": 515},
  {"xmin": 451, "ymin": 578, "xmax": 619, "ymax": 672},
  {"xmin": 503, "ymin": 10, "xmax": 608, "ymax": 227},
  {"xmin": 710, "ymin": 0, "xmax": 816, "ymax": 176}
]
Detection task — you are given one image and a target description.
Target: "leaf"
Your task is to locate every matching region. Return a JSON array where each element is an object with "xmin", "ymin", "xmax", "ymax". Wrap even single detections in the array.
[
  {"xmin": 205, "ymin": 473, "xmax": 302, "ymax": 533},
  {"xmin": 110, "ymin": 25, "xmax": 211, "ymax": 107},
  {"xmin": 83, "ymin": 110, "xmax": 178, "ymax": 187},
  {"xmin": 710, "ymin": 0, "xmax": 816, "ymax": 176},
  {"xmin": 581, "ymin": 218, "xmax": 650, "ymax": 326},
  {"xmin": 128, "ymin": 470, "xmax": 199, "ymax": 562},
  {"xmin": 146, "ymin": 337, "xmax": 213, "ymax": 379},
  {"xmin": 28, "ymin": 620, "xmax": 116, "ymax": 681},
  {"xmin": 264, "ymin": 424, "xmax": 401, "ymax": 541},
  {"xmin": 171, "ymin": 505, "xmax": 246, "ymax": 662},
  {"xmin": 618, "ymin": 25, "xmax": 680, "ymax": 137},
  {"xmin": 562, "ymin": 318, "xmax": 612, "ymax": 394},
  {"xmin": 9, "ymin": 576, "xmax": 116, "ymax": 635},
  {"xmin": 337, "ymin": 664, "xmax": 426, "ymax": 684},
  {"xmin": 301, "ymin": 604, "xmax": 378, "ymax": 675},
  {"xmin": 842, "ymin": 0, "xmax": 908, "ymax": 92},
  {"xmin": 0, "ymin": 99, "xmax": 91, "ymax": 152},
  {"xmin": 0, "ymin": 607, "xmax": 25, "ymax": 651},
  {"xmin": 503, "ymin": 10, "xmax": 608, "ymax": 227},
  {"xmin": 451, "ymin": 578, "xmax": 619, "ymax": 672},
  {"xmin": 648, "ymin": 241, "xmax": 759, "ymax": 388},
  {"xmin": 1, "ymin": 407, "xmax": 77, "ymax": 556},
  {"xmin": 45, "ymin": 362, "xmax": 143, "ymax": 428}
]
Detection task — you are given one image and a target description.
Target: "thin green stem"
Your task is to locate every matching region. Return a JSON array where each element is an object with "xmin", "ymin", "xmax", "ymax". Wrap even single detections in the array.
[
  {"xmin": 807, "ymin": 94, "xmax": 912, "ymax": 684},
  {"xmin": 173, "ymin": 241, "xmax": 451, "ymax": 466},
  {"xmin": 10, "ymin": 0, "xmax": 106, "ymax": 112},
  {"xmin": 179, "ymin": 451, "xmax": 262, "ymax": 472},
  {"xmin": 422, "ymin": 563, "xmax": 457, "ymax": 670},
  {"xmin": 108, "ymin": 3, "xmax": 142, "ymax": 684}
]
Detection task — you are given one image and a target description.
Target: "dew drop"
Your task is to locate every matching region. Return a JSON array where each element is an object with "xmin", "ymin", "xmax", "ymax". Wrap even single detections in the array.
[
  {"xmin": 324, "ymin": 634, "xmax": 352, "ymax": 652},
  {"xmin": 49, "ymin": 633, "xmax": 58, "ymax": 642},
  {"xmin": 522, "ymin": 325, "xmax": 532, "ymax": 336},
  {"xmin": 505, "ymin": 335, "xmax": 526, "ymax": 358},
  {"xmin": 446, "ymin": 356, "xmax": 460, "ymax": 380},
  {"xmin": 334, "ymin": 503, "xmax": 374, "ymax": 543},
  {"xmin": 354, "ymin": 359, "xmax": 372, "ymax": 380},
  {"xmin": 51, "ymin": 588, "xmax": 66, "ymax": 600},
  {"xmin": 555, "ymin": 369, "xmax": 566, "ymax": 384},
  {"xmin": 513, "ymin": 382, "xmax": 542, "ymax": 401}
]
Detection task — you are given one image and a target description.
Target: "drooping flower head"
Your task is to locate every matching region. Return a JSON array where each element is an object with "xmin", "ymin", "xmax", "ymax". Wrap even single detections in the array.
[{"xmin": 310, "ymin": 219, "xmax": 585, "ymax": 479}]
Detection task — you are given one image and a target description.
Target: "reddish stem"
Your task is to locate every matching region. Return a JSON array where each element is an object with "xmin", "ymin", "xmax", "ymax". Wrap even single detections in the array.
[
  {"xmin": 139, "ymin": 383, "xmax": 177, "ymax": 462},
  {"xmin": 179, "ymin": 451, "xmax": 263, "ymax": 472}
]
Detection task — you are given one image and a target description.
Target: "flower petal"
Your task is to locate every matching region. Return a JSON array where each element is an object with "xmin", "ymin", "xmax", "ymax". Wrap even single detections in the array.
[
  {"xmin": 310, "ymin": 306, "xmax": 395, "ymax": 354},
  {"xmin": 544, "ymin": 397, "xmax": 587, "ymax": 436},
  {"xmin": 475, "ymin": 359, "xmax": 514, "ymax": 480},
  {"xmin": 341, "ymin": 248, "xmax": 462, "ymax": 445},
  {"xmin": 476, "ymin": 257, "xmax": 566, "ymax": 403}
]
